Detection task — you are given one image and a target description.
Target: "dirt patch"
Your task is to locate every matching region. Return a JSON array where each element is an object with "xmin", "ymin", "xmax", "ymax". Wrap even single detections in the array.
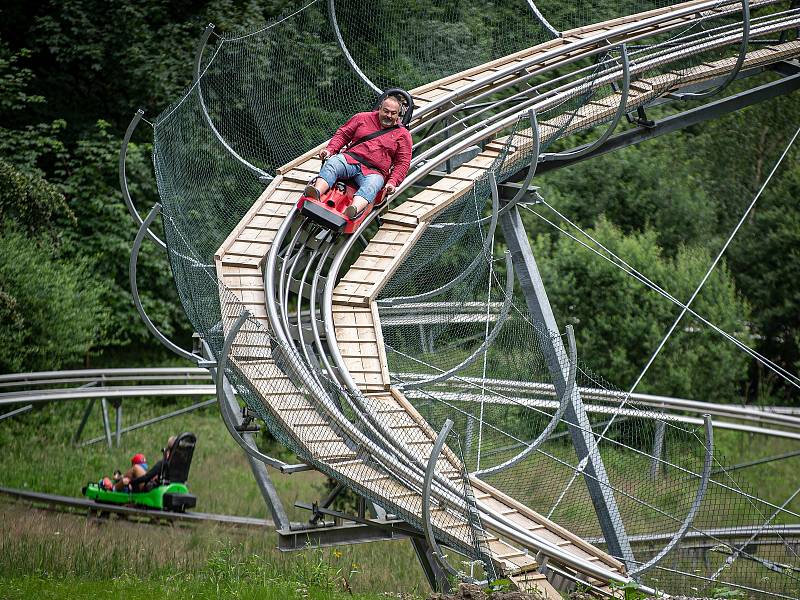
[{"xmin": 429, "ymin": 583, "xmax": 542, "ymax": 600}]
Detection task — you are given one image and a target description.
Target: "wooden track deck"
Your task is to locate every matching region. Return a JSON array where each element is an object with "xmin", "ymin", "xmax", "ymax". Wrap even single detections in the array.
[{"xmin": 213, "ymin": 0, "xmax": 799, "ymax": 591}]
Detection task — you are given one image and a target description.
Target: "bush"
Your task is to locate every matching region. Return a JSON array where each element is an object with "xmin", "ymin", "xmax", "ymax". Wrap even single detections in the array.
[{"xmin": 0, "ymin": 223, "xmax": 110, "ymax": 373}]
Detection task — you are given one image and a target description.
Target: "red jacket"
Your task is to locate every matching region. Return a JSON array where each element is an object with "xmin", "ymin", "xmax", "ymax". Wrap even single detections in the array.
[{"xmin": 326, "ymin": 111, "xmax": 413, "ymax": 188}]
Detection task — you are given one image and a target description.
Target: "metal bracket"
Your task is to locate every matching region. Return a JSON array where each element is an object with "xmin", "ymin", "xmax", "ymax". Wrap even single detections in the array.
[
  {"xmin": 541, "ymin": 44, "xmax": 630, "ymax": 162},
  {"xmin": 422, "ymin": 419, "xmax": 461, "ymax": 582},
  {"xmin": 119, "ymin": 109, "xmax": 166, "ymax": 250},
  {"xmin": 630, "ymin": 414, "xmax": 714, "ymax": 576},
  {"xmin": 473, "ymin": 324, "xmax": 577, "ymax": 477},
  {"xmin": 670, "ymin": 0, "xmax": 750, "ymax": 100},
  {"xmin": 130, "ymin": 204, "xmax": 199, "ymax": 363}
]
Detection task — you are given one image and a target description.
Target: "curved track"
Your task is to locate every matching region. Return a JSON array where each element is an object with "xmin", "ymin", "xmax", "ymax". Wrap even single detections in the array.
[{"xmin": 210, "ymin": 1, "xmax": 800, "ymax": 595}]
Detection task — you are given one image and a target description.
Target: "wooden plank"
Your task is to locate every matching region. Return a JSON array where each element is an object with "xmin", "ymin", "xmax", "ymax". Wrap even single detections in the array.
[
  {"xmin": 469, "ymin": 477, "xmax": 625, "ymax": 573},
  {"xmin": 216, "ymin": 176, "xmax": 280, "ymax": 259}
]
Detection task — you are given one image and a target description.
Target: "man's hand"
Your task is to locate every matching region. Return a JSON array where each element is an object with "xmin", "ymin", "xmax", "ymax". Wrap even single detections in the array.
[
  {"xmin": 385, "ymin": 183, "xmax": 396, "ymax": 195},
  {"xmin": 319, "ymin": 149, "xmax": 331, "ymax": 160}
]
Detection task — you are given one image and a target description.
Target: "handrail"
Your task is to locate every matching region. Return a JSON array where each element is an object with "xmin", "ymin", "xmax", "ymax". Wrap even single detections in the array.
[
  {"xmin": 193, "ymin": 23, "xmax": 271, "ymax": 181},
  {"xmin": 328, "ymin": 0, "xmax": 382, "ymax": 95},
  {"xmin": 378, "ymin": 171, "xmax": 500, "ymax": 307},
  {"xmin": 119, "ymin": 109, "xmax": 166, "ymax": 250},
  {"xmin": 213, "ymin": 313, "xmax": 310, "ymax": 472},
  {"xmin": 629, "ymin": 414, "xmax": 714, "ymax": 576},
  {"xmin": 130, "ymin": 204, "xmax": 198, "ymax": 363},
  {"xmin": 671, "ymin": 0, "xmax": 751, "ymax": 100},
  {"xmin": 472, "ymin": 324, "xmax": 577, "ymax": 477},
  {"xmin": 421, "ymin": 418, "xmax": 461, "ymax": 579},
  {"xmin": 540, "ymin": 44, "xmax": 630, "ymax": 162},
  {"xmin": 398, "ymin": 253, "xmax": 514, "ymax": 392},
  {"xmin": 525, "ymin": 0, "xmax": 561, "ymax": 39}
]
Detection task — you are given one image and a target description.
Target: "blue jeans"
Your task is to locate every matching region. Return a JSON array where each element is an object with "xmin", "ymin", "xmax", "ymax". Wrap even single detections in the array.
[{"xmin": 318, "ymin": 154, "xmax": 384, "ymax": 204}]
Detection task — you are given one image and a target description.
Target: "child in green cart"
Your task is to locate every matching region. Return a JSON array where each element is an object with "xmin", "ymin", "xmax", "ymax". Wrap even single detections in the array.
[{"xmin": 98, "ymin": 453, "xmax": 148, "ymax": 492}]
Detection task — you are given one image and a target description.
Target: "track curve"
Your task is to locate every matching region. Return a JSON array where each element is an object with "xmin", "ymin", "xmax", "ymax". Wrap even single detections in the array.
[{"xmin": 213, "ymin": 1, "xmax": 800, "ymax": 595}]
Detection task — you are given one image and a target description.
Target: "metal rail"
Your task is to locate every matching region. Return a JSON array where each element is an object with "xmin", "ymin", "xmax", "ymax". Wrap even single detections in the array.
[
  {"xmin": 406, "ymin": 388, "xmax": 800, "ymax": 441},
  {"xmin": 671, "ymin": 0, "xmax": 751, "ymax": 100},
  {"xmin": 413, "ymin": 0, "xmax": 767, "ymax": 123},
  {"xmin": 0, "ymin": 485, "xmax": 273, "ymax": 528},
  {"xmin": 215, "ymin": 311, "xmax": 310, "ymax": 473},
  {"xmin": 540, "ymin": 44, "xmax": 630, "ymax": 162},
  {"xmin": 0, "ymin": 367, "xmax": 210, "ymax": 388},
  {"xmin": 399, "ymin": 251, "xmax": 514, "ymax": 391},
  {"xmin": 327, "ymin": 0, "xmax": 381, "ymax": 95},
  {"xmin": 131, "ymin": 204, "xmax": 199, "ymax": 363},
  {"xmin": 266, "ymin": 197, "xmax": 632, "ymax": 585},
  {"xmin": 400, "ymin": 15, "xmax": 800, "ymax": 200},
  {"xmin": 0, "ymin": 385, "xmax": 215, "ymax": 407},
  {"xmin": 119, "ymin": 109, "xmax": 166, "ymax": 250},
  {"xmin": 421, "ymin": 419, "xmax": 460, "ymax": 579},
  {"xmin": 472, "ymin": 324, "xmax": 577, "ymax": 478},
  {"xmin": 378, "ymin": 171, "xmax": 501, "ymax": 307},
  {"xmin": 525, "ymin": 0, "xmax": 560, "ymax": 39}
]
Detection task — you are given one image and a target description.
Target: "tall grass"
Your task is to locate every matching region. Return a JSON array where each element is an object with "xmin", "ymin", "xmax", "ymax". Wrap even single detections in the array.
[{"xmin": 0, "ymin": 400, "xmax": 428, "ymax": 596}]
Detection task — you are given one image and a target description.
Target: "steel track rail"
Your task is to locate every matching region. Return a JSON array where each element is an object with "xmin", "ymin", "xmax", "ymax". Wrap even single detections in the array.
[
  {"xmin": 0, "ymin": 486, "xmax": 273, "ymax": 529},
  {"xmin": 404, "ymin": 14, "xmax": 800, "ymax": 195},
  {"xmin": 267, "ymin": 195, "xmax": 636, "ymax": 590}
]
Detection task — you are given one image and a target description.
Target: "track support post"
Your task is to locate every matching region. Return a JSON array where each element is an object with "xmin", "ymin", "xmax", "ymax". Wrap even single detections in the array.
[{"xmin": 498, "ymin": 203, "xmax": 635, "ymax": 568}]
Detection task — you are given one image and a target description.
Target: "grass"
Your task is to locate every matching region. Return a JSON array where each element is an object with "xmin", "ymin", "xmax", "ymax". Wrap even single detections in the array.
[
  {"xmin": 0, "ymin": 399, "xmax": 428, "ymax": 598},
  {"xmin": 3, "ymin": 389, "xmax": 799, "ymax": 599}
]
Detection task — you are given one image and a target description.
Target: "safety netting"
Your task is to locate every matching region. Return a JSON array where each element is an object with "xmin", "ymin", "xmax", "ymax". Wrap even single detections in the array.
[{"xmin": 145, "ymin": 0, "xmax": 800, "ymax": 596}]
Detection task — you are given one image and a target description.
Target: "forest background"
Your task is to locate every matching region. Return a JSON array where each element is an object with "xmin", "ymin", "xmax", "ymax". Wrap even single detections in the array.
[{"xmin": 0, "ymin": 0, "xmax": 798, "ymax": 408}]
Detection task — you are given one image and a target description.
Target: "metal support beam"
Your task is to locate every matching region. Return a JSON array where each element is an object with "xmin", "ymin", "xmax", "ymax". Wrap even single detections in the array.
[
  {"xmin": 100, "ymin": 398, "xmax": 113, "ymax": 449},
  {"xmin": 410, "ymin": 537, "xmax": 453, "ymax": 593},
  {"xmin": 497, "ymin": 204, "xmax": 635, "ymax": 567},
  {"xmin": 113, "ymin": 400, "xmax": 122, "ymax": 447},
  {"xmin": 533, "ymin": 71, "xmax": 800, "ymax": 175},
  {"xmin": 0, "ymin": 404, "xmax": 32, "ymax": 421},
  {"xmin": 244, "ymin": 436, "xmax": 291, "ymax": 530},
  {"xmin": 72, "ymin": 399, "xmax": 95, "ymax": 444},
  {"xmin": 80, "ymin": 399, "xmax": 218, "ymax": 447},
  {"xmin": 650, "ymin": 418, "xmax": 666, "ymax": 480}
]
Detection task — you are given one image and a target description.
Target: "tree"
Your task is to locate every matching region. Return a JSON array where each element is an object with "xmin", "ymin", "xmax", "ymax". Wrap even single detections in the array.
[
  {"xmin": 0, "ymin": 225, "xmax": 110, "ymax": 373},
  {"xmin": 530, "ymin": 218, "xmax": 750, "ymax": 402}
]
